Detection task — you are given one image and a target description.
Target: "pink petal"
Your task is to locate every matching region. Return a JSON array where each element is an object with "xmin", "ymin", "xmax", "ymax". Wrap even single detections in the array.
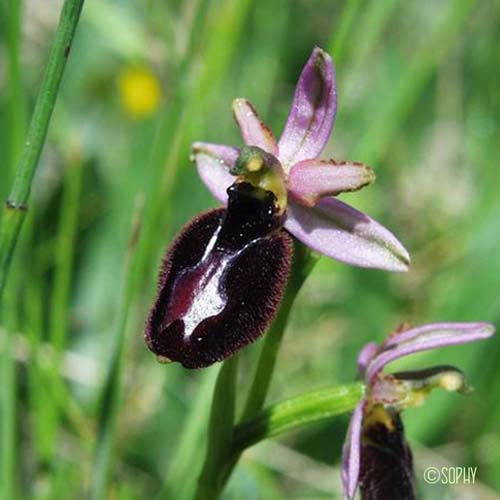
[
  {"xmin": 284, "ymin": 197, "xmax": 410, "ymax": 272},
  {"xmin": 342, "ymin": 401, "xmax": 364, "ymax": 500},
  {"xmin": 191, "ymin": 142, "xmax": 238, "ymax": 203},
  {"xmin": 288, "ymin": 159, "xmax": 375, "ymax": 207},
  {"xmin": 232, "ymin": 99, "xmax": 279, "ymax": 155},
  {"xmin": 357, "ymin": 342, "xmax": 378, "ymax": 377},
  {"xmin": 366, "ymin": 322, "xmax": 495, "ymax": 382},
  {"xmin": 278, "ymin": 47, "xmax": 337, "ymax": 166}
]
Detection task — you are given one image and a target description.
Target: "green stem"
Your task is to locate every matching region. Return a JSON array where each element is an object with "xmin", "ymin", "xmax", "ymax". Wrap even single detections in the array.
[
  {"xmin": 1, "ymin": 331, "xmax": 17, "ymax": 500},
  {"xmin": 194, "ymin": 356, "xmax": 239, "ymax": 500},
  {"xmin": 220, "ymin": 243, "xmax": 316, "ymax": 491},
  {"xmin": 158, "ymin": 367, "xmax": 218, "ymax": 500},
  {"xmin": 242, "ymin": 242, "xmax": 317, "ymax": 420},
  {"xmin": 233, "ymin": 382, "xmax": 364, "ymax": 452},
  {"xmin": 0, "ymin": 0, "xmax": 85, "ymax": 300},
  {"xmin": 3, "ymin": 0, "xmax": 26, "ymax": 176},
  {"xmin": 193, "ymin": 242, "xmax": 317, "ymax": 499},
  {"xmin": 1, "ymin": 205, "xmax": 32, "ymax": 499}
]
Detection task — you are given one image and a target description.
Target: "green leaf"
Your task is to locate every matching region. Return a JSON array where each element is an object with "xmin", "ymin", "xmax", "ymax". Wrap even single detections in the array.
[{"xmin": 234, "ymin": 382, "xmax": 364, "ymax": 452}]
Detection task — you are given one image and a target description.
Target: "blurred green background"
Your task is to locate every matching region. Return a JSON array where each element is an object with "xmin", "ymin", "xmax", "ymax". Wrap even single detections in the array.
[{"xmin": 1, "ymin": 0, "xmax": 499, "ymax": 498}]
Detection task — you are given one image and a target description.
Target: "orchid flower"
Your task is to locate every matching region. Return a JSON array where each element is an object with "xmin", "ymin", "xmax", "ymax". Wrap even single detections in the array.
[
  {"xmin": 342, "ymin": 322, "xmax": 495, "ymax": 500},
  {"xmin": 192, "ymin": 47, "xmax": 410, "ymax": 272},
  {"xmin": 144, "ymin": 47, "xmax": 411, "ymax": 369}
]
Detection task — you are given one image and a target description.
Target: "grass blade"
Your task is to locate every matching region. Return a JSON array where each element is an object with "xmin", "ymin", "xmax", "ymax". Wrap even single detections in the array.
[{"xmin": 0, "ymin": 0, "xmax": 86, "ymax": 299}]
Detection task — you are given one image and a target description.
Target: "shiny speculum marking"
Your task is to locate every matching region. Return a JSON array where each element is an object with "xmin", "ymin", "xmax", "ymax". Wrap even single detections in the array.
[{"xmin": 145, "ymin": 182, "xmax": 293, "ymax": 368}]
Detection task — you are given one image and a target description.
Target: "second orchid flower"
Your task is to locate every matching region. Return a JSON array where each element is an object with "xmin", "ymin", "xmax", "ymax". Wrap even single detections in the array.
[{"xmin": 342, "ymin": 322, "xmax": 495, "ymax": 500}]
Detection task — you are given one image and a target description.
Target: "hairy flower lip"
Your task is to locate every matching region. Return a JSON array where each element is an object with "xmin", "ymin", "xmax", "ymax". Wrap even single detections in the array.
[
  {"xmin": 192, "ymin": 47, "xmax": 410, "ymax": 272},
  {"xmin": 342, "ymin": 321, "xmax": 495, "ymax": 500},
  {"xmin": 145, "ymin": 183, "xmax": 293, "ymax": 368}
]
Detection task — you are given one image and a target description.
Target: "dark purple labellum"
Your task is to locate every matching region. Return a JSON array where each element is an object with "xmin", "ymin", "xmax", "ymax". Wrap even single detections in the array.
[
  {"xmin": 359, "ymin": 409, "xmax": 416, "ymax": 500},
  {"xmin": 145, "ymin": 182, "xmax": 293, "ymax": 368}
]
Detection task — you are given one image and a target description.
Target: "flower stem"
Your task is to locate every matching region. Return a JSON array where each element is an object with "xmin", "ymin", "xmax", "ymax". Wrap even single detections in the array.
[
  {"xmin": 242, "ymin": 241, "xmax": 317, "ymax": 420},
  {"xmin": 194, "ymin": 355, "xmax": 239, "ymax": 500},
  {"xmin": 0, "ymin": 0, "xmax": 85, "ymax": 300},
  {"xmin": 193, "ymin": 242, "xmax": 317, "ymax": 499},
  {"xmin": 158, "ymin": 367, "xmax": 219, "ymax": 500},
  {"xmin": 220, "ymin": 244, "xmax": 316, "ymax": 491}
]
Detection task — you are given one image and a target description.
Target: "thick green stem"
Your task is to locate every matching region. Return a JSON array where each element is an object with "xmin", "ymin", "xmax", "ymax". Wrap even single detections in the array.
[
  {"xmin": 194, "ymin": 356, "xmax": 239, "ymax": 500},
  {"xmin": 242, "ymin": 242, "xmax": 317, "ymax": 420},
  {"xmin": 157, "ymin": 367, "xmax": 219, "ymax": 500},
  {"xmin": 218, "ymin": 242, "xmax": 317, "ymax": 491},
  {"xmin": 0, "ymin": 0, "xmax": 85, "ymax": 300},
  {"xmin": 193, "ymin": 242, "xmax": 317, "ymax": 499}
]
